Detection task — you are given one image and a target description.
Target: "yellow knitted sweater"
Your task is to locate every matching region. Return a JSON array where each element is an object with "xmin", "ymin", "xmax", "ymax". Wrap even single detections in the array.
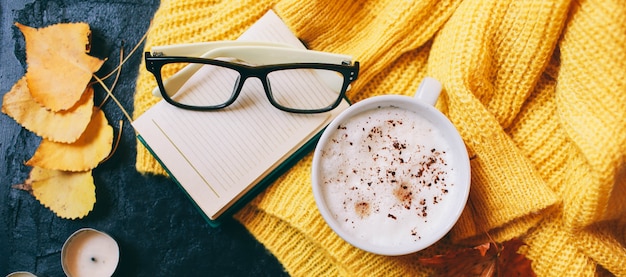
[{"xmin": 133, "ymin": 0, "xmax": 626, "ymax": 276}]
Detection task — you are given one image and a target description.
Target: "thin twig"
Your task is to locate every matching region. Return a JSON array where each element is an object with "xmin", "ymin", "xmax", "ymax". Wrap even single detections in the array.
[
  {"xmin": 93, "ymin": 75, "xmax": 133, "ymax": 124},
  {"xmin": 98, "ymin": 45, "xmax": 124, "ymax": 108},
  {"xmin": 95, "ymin": 31, "xmax": 148, "ymax": 82}
]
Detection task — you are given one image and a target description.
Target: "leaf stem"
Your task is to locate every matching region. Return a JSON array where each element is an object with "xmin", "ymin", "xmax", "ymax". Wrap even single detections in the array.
[{"xmin": 100, "ymin": 120, "xmax": 124, "ymax": 164}]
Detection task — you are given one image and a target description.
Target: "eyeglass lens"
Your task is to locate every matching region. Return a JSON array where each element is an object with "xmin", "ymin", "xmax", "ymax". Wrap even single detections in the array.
[{"xmin": 160, "ymin": 62, "xmax": 345, "ymax": 111}]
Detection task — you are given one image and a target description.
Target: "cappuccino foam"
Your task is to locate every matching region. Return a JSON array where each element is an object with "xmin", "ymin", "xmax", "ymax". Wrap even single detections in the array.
[{"xmin": 319, "ymin": 106, "xmax": 456, "ymax": 247}]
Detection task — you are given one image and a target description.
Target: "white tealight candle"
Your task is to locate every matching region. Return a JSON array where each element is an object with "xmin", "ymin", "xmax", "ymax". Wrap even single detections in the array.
[
  {"xmin": 5, "ymin": 272, "xmax": 37, "ymax": 277},
  {"xmin": 61, "ymin": 228, "xmax": 120, "ymax": 277}
]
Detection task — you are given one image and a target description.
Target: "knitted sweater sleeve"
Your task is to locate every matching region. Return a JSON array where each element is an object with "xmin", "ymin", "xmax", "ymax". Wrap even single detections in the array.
[{"xmin": 133, "ymin": 0, "xmax": 626, "ymax": 275}]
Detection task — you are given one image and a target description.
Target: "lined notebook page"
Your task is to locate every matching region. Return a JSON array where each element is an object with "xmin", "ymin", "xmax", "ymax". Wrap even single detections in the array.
[{"xmin": 133, "ymin": 10, "xmax": 349, "ymax": 220}]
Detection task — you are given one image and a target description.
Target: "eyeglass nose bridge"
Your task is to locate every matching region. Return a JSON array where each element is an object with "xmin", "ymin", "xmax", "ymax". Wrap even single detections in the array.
[{"xmin": 225, "ymin": 71, "xmax": 277, "ymax": 110}]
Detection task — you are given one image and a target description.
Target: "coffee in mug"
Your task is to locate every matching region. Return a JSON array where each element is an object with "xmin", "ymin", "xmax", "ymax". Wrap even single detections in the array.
[{"xmin": 312, "ymin": 77, "xmax": 470, "ymax": 256}]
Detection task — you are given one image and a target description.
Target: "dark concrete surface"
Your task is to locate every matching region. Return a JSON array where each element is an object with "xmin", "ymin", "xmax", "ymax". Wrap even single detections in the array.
[{"xmin": 1, "ymin": 1, "xmax": 288, "ymax": 276}]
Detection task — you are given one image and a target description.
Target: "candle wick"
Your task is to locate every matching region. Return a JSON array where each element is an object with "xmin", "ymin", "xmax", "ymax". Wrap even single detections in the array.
[{"xmin": 91, "ymin": 257, "xmax": 97, "ymax": 262}]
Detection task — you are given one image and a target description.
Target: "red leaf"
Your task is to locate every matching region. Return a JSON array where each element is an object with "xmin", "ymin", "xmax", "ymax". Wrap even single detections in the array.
[
  {"xmin": 419, "ymin": 238, "xmax": 535, "ymax": 277},
  {"xmin": 498, "ymin": 239, "xmax": 536, "ymax": 277}
]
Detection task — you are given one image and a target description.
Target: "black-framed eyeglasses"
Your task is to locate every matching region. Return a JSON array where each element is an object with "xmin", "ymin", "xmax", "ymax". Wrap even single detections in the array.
[{"xmin": 144, "ymin": 42, "xmax": 360, "ymax": 114}]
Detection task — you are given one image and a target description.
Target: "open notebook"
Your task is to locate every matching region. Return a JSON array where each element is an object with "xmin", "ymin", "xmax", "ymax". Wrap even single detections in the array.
[{"xmin": 132, "ymin": 10, "xmax": 350, "ymax": 226}]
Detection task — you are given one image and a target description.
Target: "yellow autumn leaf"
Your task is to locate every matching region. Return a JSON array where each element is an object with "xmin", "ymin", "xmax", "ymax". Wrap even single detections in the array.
[
  {"xmin": 16, "ymin": 22, "xmax": 104, "ymax": 111},
  {"xmin": 23, "ymin": 167, "xmax": 96, "ymax": 219},
  {"xmin": 1, "ymin": 76, "xmax": 94, "ymax": 143},
  {"xmin": 25, "ymin": 107, "xmax": 113, "ymax": 171}
]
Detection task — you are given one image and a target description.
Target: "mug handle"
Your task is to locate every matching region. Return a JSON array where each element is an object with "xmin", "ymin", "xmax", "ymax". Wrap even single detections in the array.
[{"xmin": 414, "ymin": 77, "xmax": 442, "ymax": 106}]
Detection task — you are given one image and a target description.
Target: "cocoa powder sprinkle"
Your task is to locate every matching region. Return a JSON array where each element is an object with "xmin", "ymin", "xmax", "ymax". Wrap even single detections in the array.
[{"xmin": 319, "ymin": 106, "xmax": 455, "ymax": 244}]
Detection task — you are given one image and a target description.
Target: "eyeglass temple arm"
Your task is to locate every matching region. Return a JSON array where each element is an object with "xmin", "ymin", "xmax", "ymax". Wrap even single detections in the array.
[
  {"xmin": 151, "ymin": 41, "xmax": 294, "ymax": 57},
  {"xmin": 151, "ymin": 41, "xmax": 353, "ymax": 64},
  {"xmin": 151, "ymin": 42, "xmax": 354, "ymax": 98}
]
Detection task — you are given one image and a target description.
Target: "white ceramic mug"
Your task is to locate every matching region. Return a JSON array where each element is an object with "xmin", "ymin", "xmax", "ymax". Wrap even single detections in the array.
[{"xmin": 311, "ymin": 77, "xmax": 470, "ymax": 256}]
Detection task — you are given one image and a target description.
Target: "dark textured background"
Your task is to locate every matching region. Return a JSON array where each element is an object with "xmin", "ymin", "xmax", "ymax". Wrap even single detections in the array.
[{"xmin": 1, "ymin": 1, "xmax": 288, "ymax": 276}]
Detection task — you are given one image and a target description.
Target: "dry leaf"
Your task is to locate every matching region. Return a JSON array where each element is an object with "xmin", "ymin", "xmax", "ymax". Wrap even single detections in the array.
[
  {"xmin": 3, "ymin": 21, "xmax": 128, "ymax": 220},
  {"xmin": 16, "ymin": 22, "xmax": 104, "ymax": 111},
  {"xmin": 22, "ymin": 167, "xmax": 96, "ymax": 219},
  {"xmin": 2, "ymin": 76, "xmax": 94, "ymax": 143},
  {"xmin": 419, "ymin": 239, "xmax": 535, "ymax": 277},
  {"xmin": 25, "ymin": 107, "xmax": 113, "ymax": 171},
  {"xmin": 496, "ymin": 239, "xmax": 535, "ymax": 277}
]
